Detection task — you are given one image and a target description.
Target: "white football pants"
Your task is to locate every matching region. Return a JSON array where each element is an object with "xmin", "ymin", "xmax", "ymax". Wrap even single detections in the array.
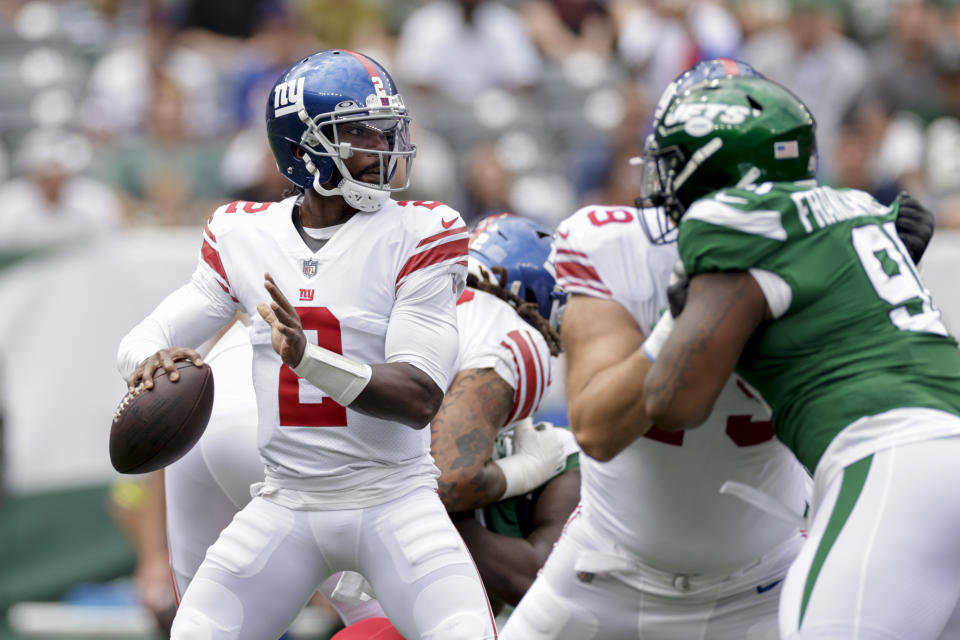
[
  {"xmin": 780, "ymin": 436, "xmax": 960, "ymax": 639},
  {"xmin": 170, "ymin": 486, "xmax": 497, "ymax": 640},
  {"xmin": 501, "ymin": 507, "xmax": 801, "ymax": 639}
]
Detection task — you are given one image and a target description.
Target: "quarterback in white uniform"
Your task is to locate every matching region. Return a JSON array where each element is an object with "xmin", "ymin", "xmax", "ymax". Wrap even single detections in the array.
[
  {"xmin": 118, "ymin": 50, "xmax": 496, "ymax": 640},
  {"xmin": 164, "ymin": 214, "xmax": 571, "ymax": 630},
  {"xmin": 501, "ymin": 201, "xmax": 811, "ymax": 639}
]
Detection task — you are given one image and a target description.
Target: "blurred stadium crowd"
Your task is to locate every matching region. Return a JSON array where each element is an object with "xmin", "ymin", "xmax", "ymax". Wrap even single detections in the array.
[{"xmin": 1, "ymin": 0, "xmax": 960, "ymax": 250}]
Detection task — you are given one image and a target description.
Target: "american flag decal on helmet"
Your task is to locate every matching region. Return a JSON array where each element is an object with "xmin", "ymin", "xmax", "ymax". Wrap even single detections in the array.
[{"xmin": 774, "ymin": 140, "xmax": 799, "ymax": 159}]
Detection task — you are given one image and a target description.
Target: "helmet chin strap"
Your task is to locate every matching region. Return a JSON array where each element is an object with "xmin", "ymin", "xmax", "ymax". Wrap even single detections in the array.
[{"xmin": 303, "ymin": 156, "xmax": 389, "ymax": 213}]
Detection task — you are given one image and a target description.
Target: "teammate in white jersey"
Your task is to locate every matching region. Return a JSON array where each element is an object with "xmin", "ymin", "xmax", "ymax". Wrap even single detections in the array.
[
  {"xmin": 434, "ymin": 213, "xmax": 567, "ymax": 515},
  {"xmin": 117, "ymin": 50, "xmax": 496, "ymax": 640},
  {"xmin": 501, "ymin": 59, "xmax": 812, "ymax": 640}
]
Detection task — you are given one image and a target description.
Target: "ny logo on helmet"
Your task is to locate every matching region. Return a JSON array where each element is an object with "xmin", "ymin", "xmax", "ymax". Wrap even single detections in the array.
[{"xmin": 274, "ymin": 77, "xmax": 305, "ymax": 118}]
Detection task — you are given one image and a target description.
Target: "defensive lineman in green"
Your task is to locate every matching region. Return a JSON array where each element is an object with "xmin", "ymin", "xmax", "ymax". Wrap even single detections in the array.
[{"xmin": 641, "ymin": 75, "xmax": 960, "ymax": 638}]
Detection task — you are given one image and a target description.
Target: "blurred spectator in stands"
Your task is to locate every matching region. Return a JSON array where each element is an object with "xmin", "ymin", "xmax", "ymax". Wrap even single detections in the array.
[
  {"xmin": 92, "ymin": 70, "xmax": 227, "ymax": 226},
  {"xmin": 521, "ymin": 0, "xmax": 616, "ymax": 65},
  {"xmin": 926, "ymin": 37, "xmax": 960, "ymax": 227},
  {"xmin": 174, "ymin": 0, "xmax": 278, "ymax": 39},
  {"xmin": 577, "ymin": 82, "xmax": 651, "ymax": 207},
  {"xmin": 861, "ymin": 0, "xmax": 944, "ymax": 122},
  {"xmin": 78, "ymin": 6, "xmax": 224, "ymax": 142},
  {"xmin": 615, "ymin": 0, "xmax": 742, "ymax": 100},
  {"xmin": 298, "ymin": 0, "xmax": 393, "ymax": 53},
  {"xmin": 0, "ymin": 129, "xmax": 122, "ymax": 248},
  {"xmin": 729, "ymin": 0, "xmax": 790, "ymax": 39},
  {"xmin": 831, "ymin": 102, "xmax": 922, "ymax": 205},
  {"xmin": 742, "ymin": 0, "xmax": 869, "ymax": 182},
  {"xmin": 225, "ymin": 2, "xmax": 319, "ymax": 128},
  {"xmin": 395, "ymin": 0, "xmax": 543, "ymax": 103},
  {"xmin": 220, "ymin": 124, "xmax": 290, "ymax": 203},
  {"xmin": 461, "ymin": 141, "xmax": 514, "ymax": 227}
]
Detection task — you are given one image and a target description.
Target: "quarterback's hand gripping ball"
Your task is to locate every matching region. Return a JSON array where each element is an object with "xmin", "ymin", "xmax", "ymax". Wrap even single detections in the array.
[{"xmin": 110, "ymin": 361, "xmax": 214, "ymax": 474}]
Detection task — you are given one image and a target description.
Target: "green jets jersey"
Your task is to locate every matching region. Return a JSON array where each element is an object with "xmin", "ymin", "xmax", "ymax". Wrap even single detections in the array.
[{"xmin": 678, "ymin": 181, "xmax": 960, "ymax": 472}]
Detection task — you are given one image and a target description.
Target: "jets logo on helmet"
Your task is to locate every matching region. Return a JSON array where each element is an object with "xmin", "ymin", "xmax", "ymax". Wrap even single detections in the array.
[
  {"xmin": 638, "ymin": 58, "xmax": 767, "ymax": 244},
  {"xmin": 265, "ymin": 49, "xmax": 416, "ymax": 212},
  {"xmin": 639, "ymin": 74, "xmax": 817, "ymax": 228}
]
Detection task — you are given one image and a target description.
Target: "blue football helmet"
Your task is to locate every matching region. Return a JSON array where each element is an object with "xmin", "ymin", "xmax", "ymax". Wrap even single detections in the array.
[
  {"xmin": 638, "ymin": 57, "xmax": 766, "ymax": 243},
  {"xmin": 265, "ymin": 49, "xmax": 415, "ymax": 212},
  {"xmin": 469, "ymin": 213, "xmax": 567, "ymax": 327}
]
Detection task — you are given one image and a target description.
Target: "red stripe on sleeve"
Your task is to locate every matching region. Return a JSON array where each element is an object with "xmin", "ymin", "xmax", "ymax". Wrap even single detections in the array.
[
  {"xmin": 529, "ymin": 333, "xmax": 547, "ymax": 414},
  {"xmin": 506, "ymin": 329, "xmax": 540, "ymax": 422},
  {"xmin": 556, "ymin": 261, "xmax": 605, "ymax": 286},
  {"xmin": 500, "ymin": 340, "xmax": 524, "ymax": 425},
  {"xmin": 417, "ymin": 225, "xmax": 467, "ymax": 248},
  {"xmin": 396, "ymin": 238, "xmax": 468, "ymax": 287},
  {"xmin": 457, "ymin": 290, "xmax": 475, "ymax": 305},
  {"xmin": 555, "ymin": 248, "xmax": 589, "ymax": 258},
  {"xmin": 201, "ymin": 239, "xmax": 231, "ymax": 290},
  {"xmin": 204, "ymin": 224, "xmax": 216, "ymax": 242}
]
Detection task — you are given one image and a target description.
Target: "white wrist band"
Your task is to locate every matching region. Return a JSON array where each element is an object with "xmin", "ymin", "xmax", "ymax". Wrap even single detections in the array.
[
  {"xmin": 641, "ymin": 311, "xmax": 676, "ymax": 362},
  {"xmin": 493, "ymin": 454, "xmax": 548, "ymax": 500},
  {"xmin": 292, "ymin": 343, "xmax": 372, "ymax": 407},
  {"xmin": 492, "ymin": 421, "xmax": 566, "ymax": 499}
]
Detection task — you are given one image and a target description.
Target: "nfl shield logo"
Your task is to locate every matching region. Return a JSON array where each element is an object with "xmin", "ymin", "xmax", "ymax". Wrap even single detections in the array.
[{"xmin": 302, "ymin": 259, "xmax": 318, "ymax": 277}]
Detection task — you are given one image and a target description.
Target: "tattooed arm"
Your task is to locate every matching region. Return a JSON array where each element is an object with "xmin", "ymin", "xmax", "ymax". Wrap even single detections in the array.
[
  {"xmin": 431, "ymin": 367, "xmax": 515, "ymax": 512},
  {"xmin": 644, "ymin": 272, "xmax": 769, "ymax": 431}
]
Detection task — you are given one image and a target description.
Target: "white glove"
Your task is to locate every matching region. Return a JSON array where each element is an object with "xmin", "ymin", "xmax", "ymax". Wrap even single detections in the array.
[{"xmin": 493, "ymin": 419, "xmax": 567, "ymax": 499}]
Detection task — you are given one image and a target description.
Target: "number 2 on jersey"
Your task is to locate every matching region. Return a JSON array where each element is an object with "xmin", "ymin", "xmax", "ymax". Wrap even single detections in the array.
[{"xmin": 278, "ymin": 307, "xmax": 348, "ymax": 427}]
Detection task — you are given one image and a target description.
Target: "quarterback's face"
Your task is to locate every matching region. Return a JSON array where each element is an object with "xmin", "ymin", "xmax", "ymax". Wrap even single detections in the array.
[{"xmin": 336, "ymin": 122, "xmax": 391, "ymax": 184}]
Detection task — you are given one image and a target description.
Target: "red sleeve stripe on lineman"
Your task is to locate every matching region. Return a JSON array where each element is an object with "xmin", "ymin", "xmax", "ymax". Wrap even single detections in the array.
[
  {"xmin": 555, "ymin": 247, "xmax": 589, "ymax": 258},
  {"xmin": 204, "ymin": 224, "xmax": 216, "ymax": 243},
  {"xmin": 555, "ymin": 263, "xmax": 613, "ymax": 297},
  {"xmin": 502, "ymin": 329, "xmax": 544, "ymax": 425},
  {"xmin": 396, "ymin": 237, "xmax": 468, "ymax": 288},
  {"xmin": 417, "ymin": 225, "xmax": 467, "ymax": 248},
  {"xmin": 556, "ymin": 261, "xmax": 604, "ymax": 284}
]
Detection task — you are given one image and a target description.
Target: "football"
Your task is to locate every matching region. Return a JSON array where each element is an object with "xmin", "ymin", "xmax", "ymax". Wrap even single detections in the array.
[{"xmin": 110, "ymin": 361, "xmax": 215, "ymax": 474}]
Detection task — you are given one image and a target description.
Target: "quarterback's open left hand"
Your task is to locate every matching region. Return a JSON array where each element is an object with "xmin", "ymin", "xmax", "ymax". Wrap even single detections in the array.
[
  {"xmin": 258, "ymin": 272, "xmax": 307, "ymax": 367},
  {"xmin": 894, "ymin": 191, "xmax": 935, "ymax": 265}
]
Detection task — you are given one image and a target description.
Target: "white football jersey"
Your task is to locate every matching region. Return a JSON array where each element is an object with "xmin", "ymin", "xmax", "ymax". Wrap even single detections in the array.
[
  {"xmin": 454, "ymin": 287, "xmax": 552, "ymax": 426},
  {"xmin": 552, "ymin": 205, "xmax": 810, "ymax": 575},
  {"xmin": 196, "ymin": 196, "xmax": 468, "ymax": 506}
]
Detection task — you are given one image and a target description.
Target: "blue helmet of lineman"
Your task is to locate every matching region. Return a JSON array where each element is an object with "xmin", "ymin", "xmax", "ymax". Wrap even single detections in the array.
[
  {"xmin": 468, "ymin": 213, "xmax": 567, "ymax": 326},
  {"xmin": 639, "ymin": 57, "xmax": 766, "ymax": 243},
  {"xmin": 265, "ymin": 49, "xmax": 415, "ymax": 212}
]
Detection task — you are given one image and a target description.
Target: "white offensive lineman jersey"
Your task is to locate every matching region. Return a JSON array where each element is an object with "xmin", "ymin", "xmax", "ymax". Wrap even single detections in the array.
[
  {"xmin": 120, "ymin": 196, "xmax": 468, "ymax": 509},
  {"xmin": 552, "ymin": 205, "xmax": 810, "ymax": 575},
  {"xmin": 454, "ymin": 287, "xmax": 552, "ymax": 426}
]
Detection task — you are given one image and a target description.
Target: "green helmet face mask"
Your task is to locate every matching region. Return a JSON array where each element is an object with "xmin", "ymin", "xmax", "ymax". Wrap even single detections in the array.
[{"xmin": 640, "ymin": 76, "xmax": 818, "ymax": 223}]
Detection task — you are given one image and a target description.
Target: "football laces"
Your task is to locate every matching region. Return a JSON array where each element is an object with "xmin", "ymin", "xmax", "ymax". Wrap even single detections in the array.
[{"xmin": 113, "ymin": 383, "xmax": 146, "ymax": 424}]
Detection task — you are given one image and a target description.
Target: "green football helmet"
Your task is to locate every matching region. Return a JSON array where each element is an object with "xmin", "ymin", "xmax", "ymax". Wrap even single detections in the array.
[{"xmin": 640, "ymin": 75, "xmax": 817, "ymax": 223}]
